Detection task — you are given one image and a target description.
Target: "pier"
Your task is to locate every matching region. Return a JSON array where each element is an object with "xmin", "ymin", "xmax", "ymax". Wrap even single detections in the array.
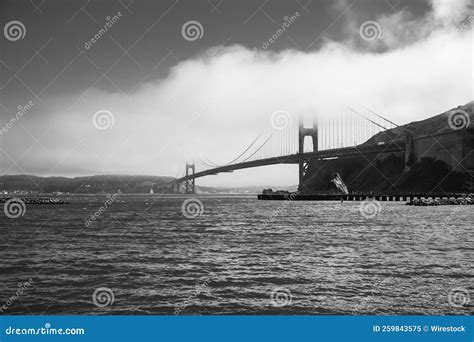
[
  {"xmin": 257, "ymin": 193, "xmax": 472, "ymax": 203},
  {"xmin": 0, "ymin": 197, "xmax": 68, "ymax": 204}
]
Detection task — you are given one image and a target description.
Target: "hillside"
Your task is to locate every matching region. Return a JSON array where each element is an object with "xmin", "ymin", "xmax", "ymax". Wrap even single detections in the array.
[
  {"xmin": 0, "ymin": 175, "xmax": 175, "ymax": 194},
  {"xmin": 364, "ymin": 101, "xmax": 474, "ymax": 145},
  {"xmin": 0, "ymin": 174, "xmax": 297, "ymax": 194},
  {"xmin": 304, "ymin": 102, "xmax": 474, "ymax": 193}
]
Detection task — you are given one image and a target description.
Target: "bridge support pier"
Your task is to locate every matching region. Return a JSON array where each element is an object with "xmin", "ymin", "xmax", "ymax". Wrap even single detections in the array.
[
  {"xmin": 405, "ymin": 134, "xmax": 416, "ymax": 171},
  {"xmin": 185, "ymin": 162, "xmax": 196, "ymax": 194},
  {"xmin": 298, "ymin": 119, "xmax": 318, "ymax": 193},
  {"xmin": 171, "ymin": 181, "xmax": 181, "ymax": 193}
]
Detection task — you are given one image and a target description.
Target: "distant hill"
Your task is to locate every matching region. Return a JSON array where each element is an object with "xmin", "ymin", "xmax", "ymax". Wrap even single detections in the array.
[
  {"xmin": 0, "ymin": 174, "xmax": 293, "ymax": 194},
  {"xmin": 0, "ymin": 175, "xmax": 175, "ymax": 194}
]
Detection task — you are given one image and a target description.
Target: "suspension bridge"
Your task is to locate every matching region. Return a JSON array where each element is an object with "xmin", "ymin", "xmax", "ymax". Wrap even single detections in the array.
[{"xmin": 173, "ymin": 106, "xmax": 411, "ymax": 194}]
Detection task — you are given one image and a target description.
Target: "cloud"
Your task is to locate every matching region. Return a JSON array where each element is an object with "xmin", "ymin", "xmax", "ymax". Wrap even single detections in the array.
[
  {"xmin": 337, "ymin": 0, "xmax": 472, "ymax": 50},
  {"xmin": 2, "ymin": 0, "xmax": 472, "ymax": 186},
  {"xmin": 431, "ymin": 0, "xmax": 473, "ymax": 26}
]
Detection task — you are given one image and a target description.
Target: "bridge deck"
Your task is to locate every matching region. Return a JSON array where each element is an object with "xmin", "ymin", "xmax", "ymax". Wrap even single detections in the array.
[{"xmin": 176, "ymin": 141, "xmax": 405, "ymax": 182}]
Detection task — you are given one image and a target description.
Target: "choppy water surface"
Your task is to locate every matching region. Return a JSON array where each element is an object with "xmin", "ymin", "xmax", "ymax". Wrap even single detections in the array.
[{"xmin": 1, "ymin": 195, "xmax": 472, "ymax": 315}]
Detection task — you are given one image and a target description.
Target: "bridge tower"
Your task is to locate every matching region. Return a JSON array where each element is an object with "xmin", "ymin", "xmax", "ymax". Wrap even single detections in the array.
[
  {"xmin": 185, "ymin": 162, "xmax": 195, "ymax": 194},
  {"xmin": 298, "ymin": 119, "xmax": 318, "ymax": 193}
]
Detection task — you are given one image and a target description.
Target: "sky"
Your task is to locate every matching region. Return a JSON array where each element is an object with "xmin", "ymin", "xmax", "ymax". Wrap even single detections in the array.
[{"xmin": 0, "ymin": 0, "xmax": 472, "ymax": 187}]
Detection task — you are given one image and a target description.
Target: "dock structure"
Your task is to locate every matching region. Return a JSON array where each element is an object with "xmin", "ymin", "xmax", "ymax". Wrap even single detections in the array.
[
  {"xmin": 257, "ymin": 193, "xmax": 472, "ymax": 203},
  {"xmin": 0, "ymin": 197, "xmax": 68, "ymax": 204}
]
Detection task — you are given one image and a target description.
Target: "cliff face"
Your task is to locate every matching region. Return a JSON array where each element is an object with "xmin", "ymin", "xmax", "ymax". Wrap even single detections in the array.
[
  {"xmin": 304, "ymin": 154, "xmax": 405, "ymax": 193},
  {"xmin": 304, "ymin": 154, "xmax": 471, "ymax": 193},
  {"xmin": 304, "ymin": 102, "xmax": 474, "ymax": 193}
]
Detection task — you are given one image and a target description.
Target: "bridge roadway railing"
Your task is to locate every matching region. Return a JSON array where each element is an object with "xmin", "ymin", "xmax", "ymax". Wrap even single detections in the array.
[{"xmin": 175, "ymin": 141, "xmax": 406, "ymax": 183}]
